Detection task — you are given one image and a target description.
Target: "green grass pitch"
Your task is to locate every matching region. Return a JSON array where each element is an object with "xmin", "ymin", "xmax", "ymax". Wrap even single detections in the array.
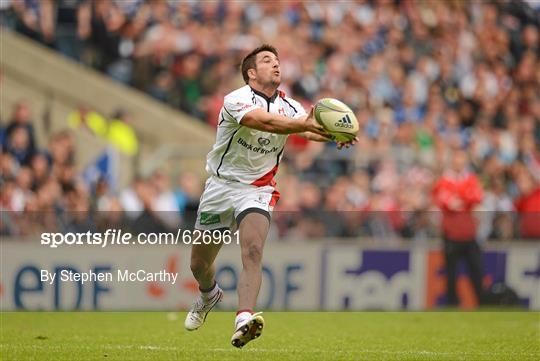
[{"xmin": 1, "ymin": 311, "xmax": 538, "ymax": 360}]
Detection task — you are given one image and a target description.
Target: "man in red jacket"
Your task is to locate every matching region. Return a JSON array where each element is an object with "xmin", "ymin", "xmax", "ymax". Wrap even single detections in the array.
[
  {"xmin": 433, "ymin": 149, "xmax": 484, "ymax": 306},
  {"xmin": 514, "ymin": 167, "xmax": 540, "ymax": 239}
]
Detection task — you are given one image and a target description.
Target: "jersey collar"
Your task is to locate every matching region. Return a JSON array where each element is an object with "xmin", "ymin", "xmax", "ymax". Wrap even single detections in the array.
[{"xmin": 250, "ymin": 87, "xmax": 279, "ymax": 103}]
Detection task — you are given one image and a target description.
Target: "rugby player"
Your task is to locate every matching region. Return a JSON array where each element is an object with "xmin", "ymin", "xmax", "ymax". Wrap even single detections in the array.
[{"xmin": 184, "ymin": 44, "xmax": 357, "ymax": 348}]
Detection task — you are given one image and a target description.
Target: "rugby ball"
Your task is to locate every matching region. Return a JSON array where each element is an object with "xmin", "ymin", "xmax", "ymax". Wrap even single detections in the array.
[{"xmin": 314, "ymin": 98, "xmax": 359, "ymax": 142}]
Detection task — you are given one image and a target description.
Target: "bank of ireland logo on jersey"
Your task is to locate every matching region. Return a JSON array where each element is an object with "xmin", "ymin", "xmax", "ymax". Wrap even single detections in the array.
[
  {"xmin": 200, "ymin": 212, "xmax": 221, "ymax": 225},
  {"xmin": 258, "ymin": 137, "xmax": 271, "ymax": 147},
  {"xmin": 236, "ymin": 102, "xmax": 252, "ymax": 111}
]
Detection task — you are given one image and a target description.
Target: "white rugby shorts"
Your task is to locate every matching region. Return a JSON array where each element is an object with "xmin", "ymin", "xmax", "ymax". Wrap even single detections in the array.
[{"xmin": 195, "ymin": 176, "xmax": 279, "ymax": 230}]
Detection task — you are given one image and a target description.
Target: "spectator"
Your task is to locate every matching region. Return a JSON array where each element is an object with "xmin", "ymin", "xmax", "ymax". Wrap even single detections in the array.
[
  {"xmin": 14, "ymin": 166, "xmax": 35, "ymax": 212},
  {"xmin": 174, "ymin": 52, "xmax": 205, "ymax": 118},
  {"xmin": 130, "ymin": 177, "xmax": 169, "ymax": 234},
  {"xmin": 477, "ymin": 178, "xmax": 515, "ymax": 242},
  {"xmin": 514, "ymin": 166, "xmax": 540, "ymax": 239},
  {"xmin": 61, "ymin": 182, "xmax": 95, "ymax": 233},
  {"xmin": 54, "ymin": 0, "xmax": 86, "ymax": 61},
  {"xmin": 29, "ymin": 152, "xmax": 51, "ymax": 191},
  {"xmin": 0, "ymin": 178, "xmax": 19, "ymax": 211},
  {"xmin": 119, "ymin": 176, "xmax": 145, "ymax": 220},
  {"xmin": 174, "ymin": 171, "xmax": 203, "ymax": 228},
  {"xmin": 79, "ymin": 0, "xmax": 125, "ymax": 71},
  {"xmin": 68, "ymin": 105, "xmax": 108, "ymax": 137},
  {"xmin": 4, "ymin": 101, "xmax": 36, "ymax": 153},
  {"xmin": 48, "ymin": 130, "xmax": 75, "ymax": 168},
  {"xmin": 95, "ymin": 196, "xmax": 129, "ymax": 233},
  {"xmin": 151, "ymin": 169, "xmax": 180, "ymax": 230},
  {"xmin": 433, "ymin": 149, "xmax": 485, "ymax": 306},
  {"xmin": 92, "ymin": 175, "xmax": 112, "ymax": 212},
  {"xmin": 107, "ymin": 110, "xmax": 139, "ymax": 156},
  {"xmin": 0, "ymin": 0, "xmax": 16, "ymax": 30},
  {"xmin": 0, "ymin": 152, "xmax": 18, "ymax": 183},
  {"xmin": 11, "ymin": 0, "xmax": 54, "ymax": 46},
  {"xmin": 4, "ymin": 126, "xmax": 34, "ymax": 166}
]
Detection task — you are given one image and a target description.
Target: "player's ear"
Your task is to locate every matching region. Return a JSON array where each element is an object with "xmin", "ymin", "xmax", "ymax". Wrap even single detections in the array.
[{"xmin": 248, "ymin": 68, "xmax": 256, "ymax": 80}]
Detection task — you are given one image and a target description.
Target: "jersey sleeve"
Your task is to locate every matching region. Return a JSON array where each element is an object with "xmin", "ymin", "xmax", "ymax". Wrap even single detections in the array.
[
  {"xmin": 223, "ymin": 92, "xmax": 262, "ymax": 124},
  {"xmin": 284, "ymin": 97, "xmax": 307, "ymax": 119}
]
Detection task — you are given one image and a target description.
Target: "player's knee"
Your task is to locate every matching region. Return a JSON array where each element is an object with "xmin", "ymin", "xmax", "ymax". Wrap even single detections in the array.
[
  {"xmin": 190, "ymin": 258, "xmax": 210, "ymax": 278},
  {"xmin": 242, "ymin": 242, "xmax": 263, "ymax": 266}
]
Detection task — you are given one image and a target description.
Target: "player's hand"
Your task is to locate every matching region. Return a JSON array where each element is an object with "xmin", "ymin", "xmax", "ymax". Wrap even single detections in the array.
[
  {"xmin": 336, "ymin": 137, "xmax": 359, "ymax": 150},
  {"xmin": 303, "ymin": 107, "xmax": 332, "ymax": 138}
]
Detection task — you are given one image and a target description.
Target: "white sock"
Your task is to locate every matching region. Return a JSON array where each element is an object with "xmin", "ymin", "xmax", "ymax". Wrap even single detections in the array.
[
  {"xmin": 235, "ymin": 311, "xmax": 252, "ymax": 327},
  {"xmin": 200, "ymin": 282, "xmax": 218, "ymax": 301}
]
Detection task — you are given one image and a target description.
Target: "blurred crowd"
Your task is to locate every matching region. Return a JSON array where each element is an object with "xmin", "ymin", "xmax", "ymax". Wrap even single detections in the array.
[
  {"xmin": 1, "ymin": 1, "xmax": 539, "ymax": 241},
  {"xmin": 0, "ymin": 100, "xmax": 201, "ymax": 236}
]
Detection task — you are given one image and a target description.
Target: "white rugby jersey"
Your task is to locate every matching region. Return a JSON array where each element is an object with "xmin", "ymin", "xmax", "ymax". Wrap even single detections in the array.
[{"xmin": 206, "ymin": 85, "xmax": 306, "ymax": 187}]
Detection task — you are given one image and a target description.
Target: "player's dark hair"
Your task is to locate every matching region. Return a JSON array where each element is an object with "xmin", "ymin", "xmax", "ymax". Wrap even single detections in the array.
[{"xmin": 240, "ymin": 44, "xmax": 279, "ymax": 84}]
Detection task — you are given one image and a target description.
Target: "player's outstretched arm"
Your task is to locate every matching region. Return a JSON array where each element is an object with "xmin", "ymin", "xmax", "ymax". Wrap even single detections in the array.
[
  {"xmin": 299, "ymin": 132, "xmax": 359, "ymax": 148},
  {"xmin": 298, "ymin": 131, "xmax": 332, "ymax": 142},
  {"xmin": 240, "ymin": 107, "xmax": 329, "ymax": 137}
]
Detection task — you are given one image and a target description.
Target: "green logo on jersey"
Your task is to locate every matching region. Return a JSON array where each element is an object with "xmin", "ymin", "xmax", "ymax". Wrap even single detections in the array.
[{"xmin": 200, "ymin": 212, "xmax": 221, "ymax": 225}]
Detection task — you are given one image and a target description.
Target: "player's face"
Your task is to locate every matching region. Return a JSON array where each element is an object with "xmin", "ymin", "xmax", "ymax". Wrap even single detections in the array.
[{"xmin": 254, "ymin": 51, "xmax": 281, "ymax": 86}]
